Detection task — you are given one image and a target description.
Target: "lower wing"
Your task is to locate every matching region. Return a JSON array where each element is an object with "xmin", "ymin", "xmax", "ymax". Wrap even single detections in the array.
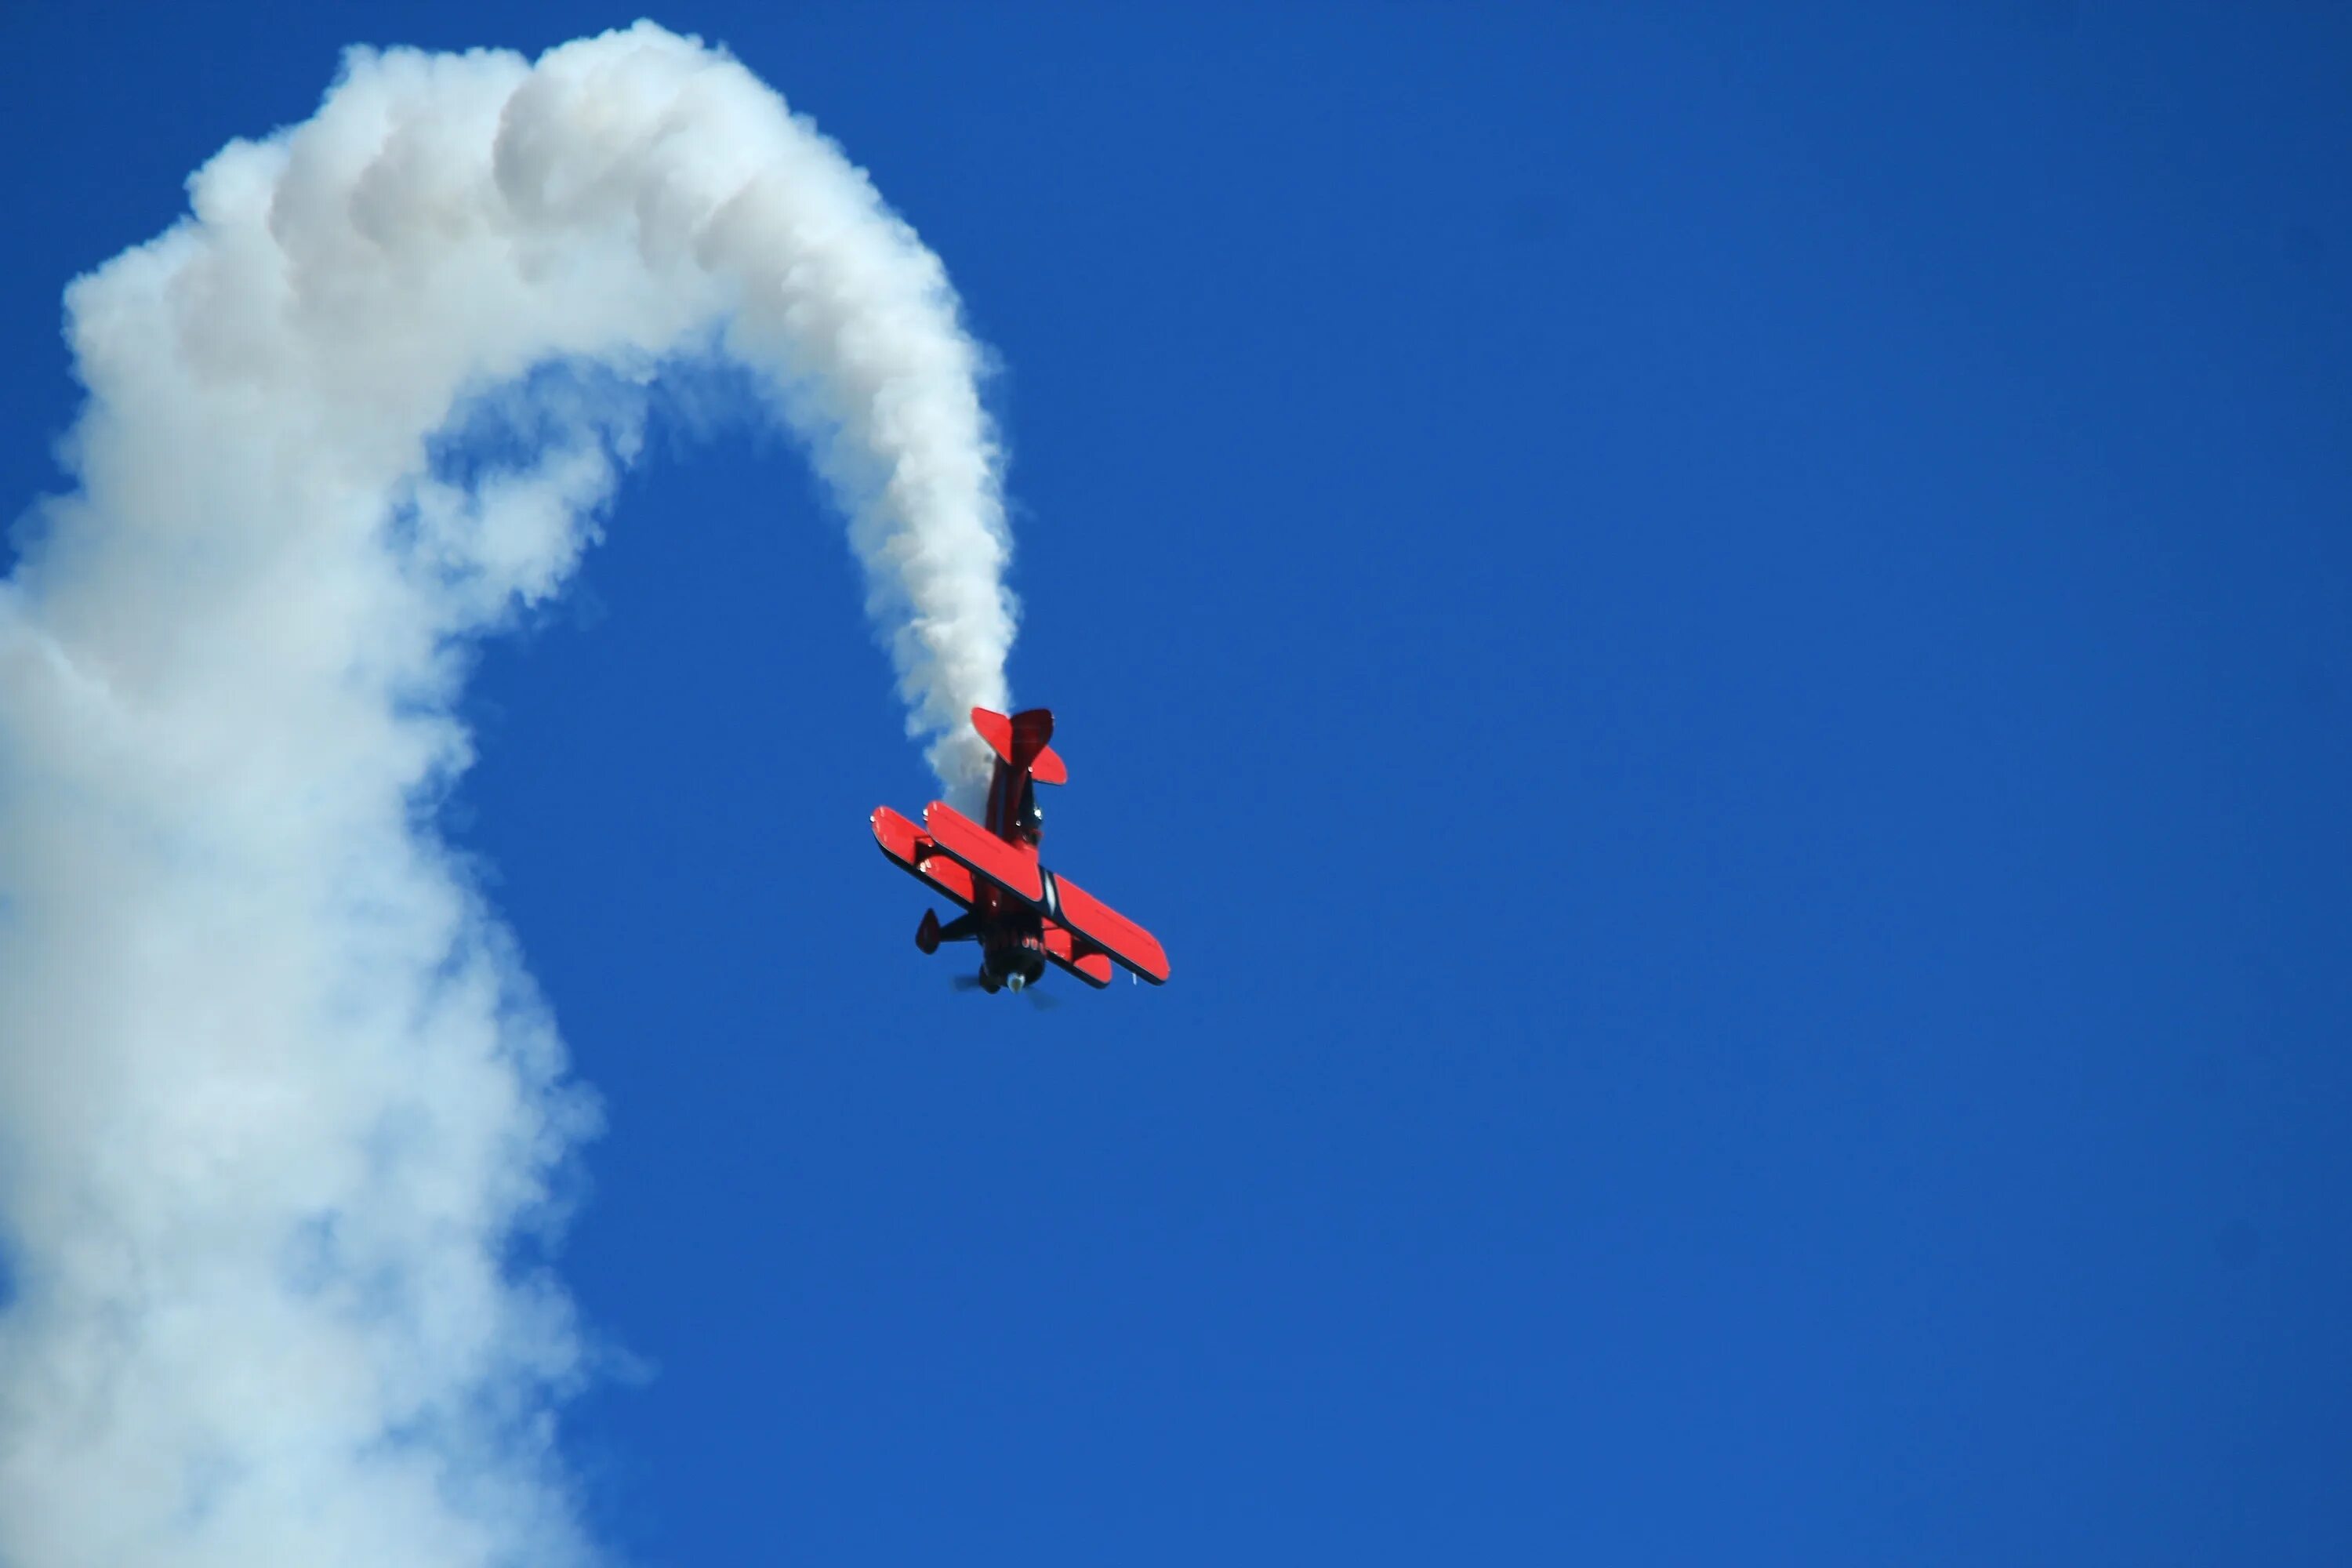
[
  {"xmin": 1042, "ymin": 922, "xmax": 1115, "ymax": 988},
  {"xmin": 913, "ymin": 800, "xmax": 1168, "ymax": 985},
  {"xmin": 1047, "ymin": 873, "xmax": 1170, "ymax": 985},
  {"xmin": 871, "ymin": 806, "xmax": 976, "ymax": 907}
]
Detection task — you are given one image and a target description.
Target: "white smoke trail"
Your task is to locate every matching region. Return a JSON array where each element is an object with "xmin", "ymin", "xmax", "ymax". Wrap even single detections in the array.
[{"xmin": 0, "ymin": 23, "xmax": 1015, "ymax": 1566}]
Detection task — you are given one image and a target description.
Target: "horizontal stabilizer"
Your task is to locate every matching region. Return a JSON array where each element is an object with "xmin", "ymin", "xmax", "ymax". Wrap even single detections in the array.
[{"xmin": 971, "ymin": 706, "xmax": 1067, "ymax": 786}]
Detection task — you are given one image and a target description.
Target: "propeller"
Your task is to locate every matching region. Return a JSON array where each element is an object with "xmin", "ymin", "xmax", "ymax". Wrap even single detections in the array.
[{"xmin": 949, "ymin": 972, "xmax": 1060, "ymax": 1010}]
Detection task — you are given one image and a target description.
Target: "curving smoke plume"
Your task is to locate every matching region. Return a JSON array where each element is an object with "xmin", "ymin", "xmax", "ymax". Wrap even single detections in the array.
[{"xmin": 0, "ymin": 23, "xmax": 1014, "ymax": 1566}]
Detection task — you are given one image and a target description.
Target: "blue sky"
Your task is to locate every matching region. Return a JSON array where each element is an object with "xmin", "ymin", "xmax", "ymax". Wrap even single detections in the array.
[{"xmin": 3, "ymin": 3, "xmax": 2348, "ymax": 1563}]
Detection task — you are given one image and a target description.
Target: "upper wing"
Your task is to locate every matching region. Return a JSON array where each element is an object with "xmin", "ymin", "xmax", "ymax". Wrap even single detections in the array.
[
  {"xmin": 916, "ymin": 800, "xmax": 1167, "ymax": 985},
  {"xmin": 921, "ymin": 800, "xmax": 1045, "ymax": 903},
  {"xmin": 871, "ymin": 806, "xmax": 975, "ymax": 907},
  {"xmin": 1047, "ymin": 873, "xmax": 1170, "ymax": 985}
]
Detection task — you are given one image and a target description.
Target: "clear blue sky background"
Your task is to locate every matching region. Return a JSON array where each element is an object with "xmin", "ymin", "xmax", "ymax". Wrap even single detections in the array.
[{"xmin": 5, "ymin": 3, "xmax": 2348, "ymax": 1563}]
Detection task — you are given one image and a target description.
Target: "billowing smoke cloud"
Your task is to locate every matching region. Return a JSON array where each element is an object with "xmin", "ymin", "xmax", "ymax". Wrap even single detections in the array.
[{"xmin": 0, "ymin": 23, "xmax": 1014, "ymax": 1566}]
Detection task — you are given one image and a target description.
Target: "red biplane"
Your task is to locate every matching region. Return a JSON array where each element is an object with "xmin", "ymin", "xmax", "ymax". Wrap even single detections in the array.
[{"xmin": 870, "ymin": 706, "xmax": 1170, "ymax": 995}]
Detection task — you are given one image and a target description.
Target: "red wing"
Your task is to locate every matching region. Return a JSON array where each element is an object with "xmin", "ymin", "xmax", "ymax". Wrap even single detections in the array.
[
  {"xmin": 921, "ymin": 800, "xmax": 1045, "ymax": 904},
  {"xmin": 1042, "ymin": 921, "xmax": 1115, "ymax": 988},
  {"xmin": 898, "ymin": 799, "xmax": 1167, "ymax": 985},
  {"xmin": 1049, "ymin": 873, "xmax": 1169, "ymax": 984},
  {"xmin": 870, "ymin": 806, "xmax": 975, "ymax": 907}
]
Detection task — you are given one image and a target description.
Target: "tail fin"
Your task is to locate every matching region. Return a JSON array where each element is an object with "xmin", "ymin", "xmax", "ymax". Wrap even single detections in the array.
[
  {"xmin": 970, "ymin": 706, "xmax": 1068, "ymax": 785},
  {"xmin": 1008, "ymin": 709, "xmax": 1055, "ymax": 771}
]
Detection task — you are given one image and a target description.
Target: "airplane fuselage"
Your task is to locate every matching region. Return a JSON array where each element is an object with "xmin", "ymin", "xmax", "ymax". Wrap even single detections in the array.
[{"xmin": 969, "ymin": 755, "xmax": 1047, "ymax": 992}]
